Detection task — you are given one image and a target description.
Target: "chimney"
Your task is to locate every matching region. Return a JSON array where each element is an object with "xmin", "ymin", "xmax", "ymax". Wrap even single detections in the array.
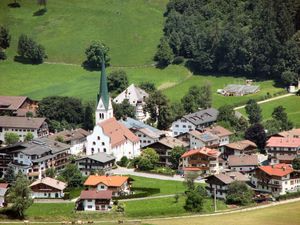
[{"xmin": 230, "ymin": 175, "xmax": 236, "ymax": 180}]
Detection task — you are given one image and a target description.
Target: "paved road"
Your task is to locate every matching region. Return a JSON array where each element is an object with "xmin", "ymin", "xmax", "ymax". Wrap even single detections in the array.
[{"xmin": 234, "ymin": 93, "xmax": 294, "ymax": 110}]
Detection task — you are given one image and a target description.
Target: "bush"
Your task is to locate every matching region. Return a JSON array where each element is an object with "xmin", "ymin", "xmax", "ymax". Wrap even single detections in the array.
[
  {"xmin": 277, "ymin": 191, "xmax": 300, "ymax": 201},
  {"xmin": 0, "ymin": 50, "xmax": 6, "ymax": 60},
  {"xmin": 150, "ymin": 167, "xmax": 176, "ymax": 176},
  {"xmin": 172, "ymin": 56, "xmax": 184, "ymax": 64},
  {"xmin": 118, "ymin": 156, "xmax": 129, "ymax": 167}
]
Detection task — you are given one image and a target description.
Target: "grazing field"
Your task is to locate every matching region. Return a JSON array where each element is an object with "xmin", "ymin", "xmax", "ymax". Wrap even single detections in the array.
[
  {"xmin": 238, "ymin": 95, "xmax": 300, "ymax": 127},
  {"xmin": 163, "ymin": 75, "xmax": 285, "ymax": 108}
]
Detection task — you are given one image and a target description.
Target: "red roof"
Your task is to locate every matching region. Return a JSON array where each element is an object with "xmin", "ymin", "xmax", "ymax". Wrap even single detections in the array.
[
  {"xmin": 266, "ymin": 137, "xmax": 300, "ymax": 148},
  {"xmin": 0, "ymin": 183, "xmax": 8, "ymax": 189},
  {"xmin": 259, "ymin": 164, "xmax": 293, "ymax": 177},
  {"xmin": 79, "ymin": 190, "xmax": 112, "ymax": 200},
  {"xmin": 84, "ymin": 175, "xmax": 129, "ymax": 187},
  {"xmin": 181, "ymin": 147, "xmax": 220, "ymax": 158},
  {"xmin": 98, "ymin": 117, "xmax": 139, "ymax": 148}
]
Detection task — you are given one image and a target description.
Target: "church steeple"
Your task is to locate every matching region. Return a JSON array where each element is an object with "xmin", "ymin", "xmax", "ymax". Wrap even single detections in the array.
[{"xmin": 95, "ymin": 61, "xmax": 113, "ymax": 124}]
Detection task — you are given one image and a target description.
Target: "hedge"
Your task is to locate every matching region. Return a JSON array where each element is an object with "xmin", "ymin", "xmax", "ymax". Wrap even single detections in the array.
[{"xmin": 276, "ymin": 190, "xmax": 300, "ymax": 201}]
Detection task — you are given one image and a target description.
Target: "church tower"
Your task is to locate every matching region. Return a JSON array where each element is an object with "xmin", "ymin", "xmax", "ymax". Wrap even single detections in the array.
[{"xmin": 95, "ymin": 62, "xmax": 113, "ymax": 124}]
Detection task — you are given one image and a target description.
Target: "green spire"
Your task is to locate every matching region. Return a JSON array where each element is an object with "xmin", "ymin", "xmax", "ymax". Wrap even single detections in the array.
[{"xmin": 97, "ymin": 61, "xmax": 109, "ymax": 110}]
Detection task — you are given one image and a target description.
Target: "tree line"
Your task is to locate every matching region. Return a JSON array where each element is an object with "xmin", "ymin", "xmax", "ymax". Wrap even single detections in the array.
[{"xmin": 156, "ymin": 0, "xmax": 300, "ymax": 85}]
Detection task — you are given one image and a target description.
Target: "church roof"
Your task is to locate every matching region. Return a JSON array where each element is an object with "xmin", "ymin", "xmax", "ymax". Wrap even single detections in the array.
[{"xmin": 98, "ymin": 62, "xmax": 110, "ymax": 110}]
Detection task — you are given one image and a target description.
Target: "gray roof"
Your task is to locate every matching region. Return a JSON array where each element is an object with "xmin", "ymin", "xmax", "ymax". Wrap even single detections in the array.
[
  {"xmin": 183, "ymin": 108, "xmax": 219, "ymax": 126},
  {"xmin": 0, "ymin": 116, "xmax": 46, "ymax": 129},
  {"xmin": 77, "ymin": 152, "xmax": 115, "ymax": 163},
  {"xmin": 223, "ymin": 84, "xmax": 259, "ymax": 94},
  {"xmin": 189, "ymin": 130, "xmax": 219, "ymax": 142},
  {"xmin": 207, "ymin": 172, "xmax": 249, "ymax": 185},
  {"xmin": 228, "ymin": 155, "xmax": 259, "ymax": 167}
]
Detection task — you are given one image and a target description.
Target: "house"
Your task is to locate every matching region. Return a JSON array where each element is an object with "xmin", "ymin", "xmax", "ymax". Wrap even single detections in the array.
[
  {"xmin": 203, "ymin": 125, "xmax": 233, "ymax": 146},
  {"xmin": 251, "ymin": 164, "xmax": 300, "ymax": 196},
  {"xmin": 0, "ymin": 96, "xmax": 38, "ymax": 117},
  {"xmin": 181, "ymin": 147, "xmax": 221, "ymax": 176},
  {"xmin": 205, "ymin": 172, "xmax": 249, "ymax": 199},
  {"xmin": 76, "ymin": 152, "xmax": 116, "ymax": 176},
  {"xmin": 8, "ymin": 138, "xmax": 70, "ymax": 180},
  {"xmin": 48, "ymin": 128, "xmax": 90, "ymax": 155},
  {"xmin": 171, "ymin": 108, "xmax": 219, "ymax": 136},
  {"xmin": 276, "ymin": 129, "xmax": 300, "ymax": 139},
  {"xmin": 120, "ymin": 117, "xmax": 165, "ymax": 148},
  {"xmin": 76, "ymin": 190, "xmax": 113, "ymax": 211},
  {"xmin": 113, "ymin": 84, "xmax": 149, "ymax": 121},
  {"xmin": 0, "ymin": 145, "xmax": 17, "ymax": 176},
  {"xmin": 265, "ymin": 137, "xmax": 300, "ymax": 158},
  {"xmin": 145, "ymin": 136, "xmax": 189, "ymax": 166},
  {"xmin": 189, "ymin": 130, "xmax": 219, "ymax": 149},
  {"xmin": 86, "ymin": 63, "xmax": 141, "ymax": 161},
  {"xmin": 0, "ymin": 116, "xmax": 49, "ymax": 144},
  {"xmin": 29, "ymin": 177, "xmax": 67, "ymax": 199},
  {"xmin": 270, "ymin": 154, "xmax": 296, "ymax": 165},
  {"xmin": 227, "ymin": 154, "xmax": 264, "ymax": 175},
  {"xmin": 223, "ymin": 140, "xmax": 257, "ymax": 159},
  {"xmin": 84, "ymin": 175, "xmax": 131, "ymax": 196}
]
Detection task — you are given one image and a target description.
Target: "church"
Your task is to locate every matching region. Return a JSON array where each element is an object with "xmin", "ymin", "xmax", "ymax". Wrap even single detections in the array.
[{"xmin": 86, "ymin": 63, "xmax": 141, "ymax": 160}]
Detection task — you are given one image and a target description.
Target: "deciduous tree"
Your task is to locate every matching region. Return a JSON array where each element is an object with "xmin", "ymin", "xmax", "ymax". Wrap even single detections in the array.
[
  {"xmin": 85, "ymin": 41, "xmax": 110, "ymax": 69},
  {"xmin": 245, "ymin": 99, "xmax": 262, "ymax": 124}
]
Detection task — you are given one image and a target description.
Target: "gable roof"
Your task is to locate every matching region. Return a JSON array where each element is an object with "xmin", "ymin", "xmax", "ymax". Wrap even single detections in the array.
[
  {"xmin": 30, "ymin": 177, "xmax": 67, "ymax": 191},
  {"xmin": 113, "ymin": 84, "xmax": 149, "ymax": 104},
  {"xmin": 189, "ymin": 130, "xmax": 219, "ymax": 142},
  {"xmin": 228, "ymin": 154, "xmax": 259, "ymax": 167},
  {"xmin": 207, "ymin": 172, "xmax": 249, "ymax": 185},
  {"xmin": 0, "ymin": 116, "xmax": 46, "ymax": 129},
  {"xmin": 49, "ymin": 128, "xmax": 90, "ymax": 142},
  {"xmin": 277, "ymin": 129, "xmax": 300, "ymax": 138},
  {"xmin": 0, "ymin": 96, "xmax": 28, "ymax": 111},
  {"xmin": 76, "ymin": 152, "xmax": 115, "ymax": 163},
  {"xmin": 183, "ymin": 108, "xmax": 219, "ymax": 126},
  {"xmin": 98, "ymin": 117, "xmax": 139, "ymax": 148},
  {"xmin": 266, "ymin": 137, "xmax": 300, "ymax": 148},
  {"xmin": 225, "ymin": 140, "xmax": 257, "ymax": 151},
  {"xmin": 203, "ymin": 125, "xmax": 233, "ymax": 137},
  {"xmin": 258, "ymin": 164, "xmax": 293, "ymax": 177},
  {"xmin": 181, "ymin": 147, "xmax": 220, "ymax": 158},
  {"xmin": 79, "ymin": 190, "xmax": 112, "ymax": 200},
  {"xmin": 154, "ymin": 136, "xmax": 189, "ymax": 149},
  {"xmin": 84, "ymin": 175, "xmax": 129, "ymax": 187}
]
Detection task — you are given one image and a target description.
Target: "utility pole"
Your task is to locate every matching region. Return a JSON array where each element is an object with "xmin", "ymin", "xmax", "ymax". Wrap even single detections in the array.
[{"xmin": 214, "ymin": 186, "xmax": 217, "ymax": 212}]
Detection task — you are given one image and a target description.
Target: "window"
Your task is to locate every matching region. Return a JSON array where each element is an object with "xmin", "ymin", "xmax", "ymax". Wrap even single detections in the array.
[
  {"xmin": 100, "ymin": 185, "xmax": 105, "ymax": 189},
  {"xmin": 103, "ymin": 148, "xmax": 106, "ymax": 152},
  {"xmin": 175, "ymin": 125, "xmax": 179, "ymax": 128},
  {"xmin": 88, "ymin": 199, "xmax": 92, "ymax": 202},
  {"xmin": 102, "ymin": 142, "xmax": 105, "ymax": 146},
  {"xmin": 97, "ymin": 136, "xmax": 100, "ymax": 140},
  {"xmin": 93, "ymin": 142, "xmax": 96, "ymax": 145},
  {"xmin": 87, "ymin": 205, "xmax": 93, "ymax": 209},
  {"xmin": 44, "ymin": 193, "xmax": 47, "ymax": 196},
  {"xmin": 183, "ymin": 125, "xmax": 186, "ymax": 128}
]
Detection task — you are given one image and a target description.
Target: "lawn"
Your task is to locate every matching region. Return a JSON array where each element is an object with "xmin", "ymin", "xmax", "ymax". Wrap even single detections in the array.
[
  {"xmin": 163, "ymin": 75, "xmax": 285, "ymax": 108},
  {"xmin": 238, "ymin": 95, "xmax": 300, "ymax": 127},
  {"xmin": 0, "ymin": 0, "xmax": 167, "ymax": 66}
]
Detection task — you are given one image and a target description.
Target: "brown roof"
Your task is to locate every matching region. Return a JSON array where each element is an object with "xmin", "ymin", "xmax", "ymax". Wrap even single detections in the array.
[
  {"xmin": 266, "ymin": 137, "xmax": 300, "ymax": 148},
  {"xmin": 203, "ymin": 125, "xmax": 233, "ymax": 137},
  {"xmin": 275, "ymin": 154, "xmax": 296, "ymax": 161},
  {"xmin": 49, "ymin": 128, "xmax": 90, "ymax": 142},
  {"xmin": 278, "ymin": 129, "xmax": 300, "ymax": 138},
  {"xmin": 98, "ymin": 117, "xmax": 139, "ymax": 148},
  {"xmin": 79, "ymin": 190, "xmax": 112, "ymax": 200},
  {"xmin": 0, "ymin": 116, "xmax": 46, "ymax": 129},
  {"xmin": 189, "ymin": 130, "xmax": 219, "ymax": 142},
  {"xmin": 0, "ymin": 96, "xmax": 28, "ymax": 111},
  {"xmin": 181, "ymin": 147, "xmax": 220, "ymax": 158},
  {"xmin": 210, "ymin": 172, "xmax": 249, "ymax": 184},
  {"xmin": 225, "ymin": 140, "xmax": 257, "ymax": 151},
  {"xmin": 228, "ymin": 155, "xmax": 259, "ymax": 167},
  {"xmin": 30, "ymin": 177, "xmax": 67, "ymax": 191},
  {"xmin": 157, "ymin": 136, "xmax": 189, "ymax": 149}
]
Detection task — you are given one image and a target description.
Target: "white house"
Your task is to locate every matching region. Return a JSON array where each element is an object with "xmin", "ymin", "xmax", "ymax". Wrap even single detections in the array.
[
  {"xmin": 189, "ymin": 130, "xmax": 219, "ymax": 149},
  {"xmin": 113, "ymin": 84, "xmax": 149, "ymax": 121},
  {"xmin": 0, "ymin": 116, "xmax": 49, "ymax": 143},
  {"xmin": 172, "ymin": 108, "xmax": 219, "ymax": 136},
  {"xmin": 85, "ymin": 63, "xmax": 140, "ymax": 161},
  {"xmin": 29, "ymin": 177, "xmax": 67, "ymax": 199},
  {"xmin": 77, "ymin": 190, "xmax": 113, "ymax": 211}
]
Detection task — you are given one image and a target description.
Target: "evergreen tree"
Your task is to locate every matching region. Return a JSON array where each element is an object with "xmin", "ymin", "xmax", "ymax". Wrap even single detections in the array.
[
  {"xmin": 154, "ymin": 37, "xmax": 174, "ymax": 67},
  {"xmin": 0, "ymin": 26, "xmax": 11, "ymax": 49},
  {"xmin": 272, "ymin": 106, "xmax": 293, "ymax": 131},
  {"xmin": 157, "ymin": 105, "xmax": 173, "ymax": 130},
  {"xmin": 4, "ymin": 165, "xmax": 15, "ymax": 184},
  {"xmin": 245, "ymin": 99, "xmax": 262, "ymax": 124},
  {"xmin": 83, "ymin": 104, "xmax": 94, "ymax": 131},
  {"xmin": 245, "ymin": 123, "xmax": 266, "ymax": 150},
  {"xmin": 107, "ymin": 70, "xmax": 128, "ymax": 96}
]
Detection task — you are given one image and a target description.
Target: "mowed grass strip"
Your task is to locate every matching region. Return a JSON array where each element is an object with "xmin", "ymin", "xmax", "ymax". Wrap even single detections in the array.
[
  {"xmin": 238, "ymin": 95, "xmax": 300, "ymax": 127},
  {"xmin": 0, "ymin": 0, "xmax": 167, "ymax": 65}
]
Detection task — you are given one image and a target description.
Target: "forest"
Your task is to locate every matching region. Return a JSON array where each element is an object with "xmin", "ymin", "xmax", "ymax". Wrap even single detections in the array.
[{"xmin": 158, "ymin": 0, "xmax": 300, "ymax": 84}]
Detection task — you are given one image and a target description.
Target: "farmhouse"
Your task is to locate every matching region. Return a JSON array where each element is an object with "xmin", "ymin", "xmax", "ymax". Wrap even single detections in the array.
[
  {"xmin": 205, "ymin": 172, "xmax": 249, "ymax": 199},
  {"xmin": 113, "ymin": 84, "xmax": 149, "ymax": 121},
  {"xmin": 84, "ymin": 175, "xmax": 131, "ymax": 197},
  {"xmin": 76, "ymin": 190, "xmax": 113, "ymax": 211},
  {"xmin": 120, "ymin": 117, "xmax": 165, "ymax": 148},
  {"xmin": 227, "ymin": 154, "xmax": 263, "ymax": 174},
  {"xmin": 189, "ymin": 130, "xmax": 219, "ymax": 149},
  {"xmin": 276, "ymin": 128, "xmax": 300, "ymax": 138},
  {"xmin": 0, "ymin": 96, "xmax": 38, "ymax": 117},
  {"xmin": 172, "ymin": 108, "xmax": 219, "ymax": 136},
  {"xmin": 0, "ymin": 116, "xmax": 49, "ymax": 143},
  {"xmin": 203, "ymin": 125, "xmax": 233, "ymax": 146},
  {"xmin": 29, "ymin": 177, "xmax": 67, "ymax": 199},
  {"xmin": 265, "ymin": 137, "xmax": 300, "ymax": 158},
  {"xmin": 223, "ymin": 140, "xmax": 257, "ymax": 159},
  {"xmin": 48, "ymin": 128, "xmax": 90, "ymax": 155},
  {"xmin": 86, "ymin": 63, "xmax": 140, "ymax": 161},
  {"xmin": 75, "ymin": 152, "xmax": 116, "ymax": 176}
]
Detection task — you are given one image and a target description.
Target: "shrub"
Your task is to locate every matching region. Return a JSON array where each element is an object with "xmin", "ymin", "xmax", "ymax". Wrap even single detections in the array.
[
  {"xmin": 172, "ymin": 56, "xmax": 184, "ymax": 64},
  {"xmin": 277, "ymin": 191, "xmax": 300, "ymax": 201},
  {"xmin": 0, "ymin": 50, "xmax": 6, "ymax": 60},
  {"xmin": 118, "ymin": 156, "xmax": 129, "ymax": 167}
]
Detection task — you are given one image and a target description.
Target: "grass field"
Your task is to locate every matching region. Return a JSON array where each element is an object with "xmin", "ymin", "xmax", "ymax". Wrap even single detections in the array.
[{"xmin": 238, "ymin": 95, "xmax": 300, "ymax": 127}]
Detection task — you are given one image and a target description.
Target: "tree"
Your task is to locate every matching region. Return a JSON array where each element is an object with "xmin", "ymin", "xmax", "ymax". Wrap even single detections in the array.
[
  {"xmin": 139, "ymin": 82, "xmax": 156, "ymax": 93},
  {"xmin": 85, "ymin": 41, "xmax": 110, "ymax": 69},
  {"xmin": 113, "ymin": 99, "xmax": 135, "ymax": 120},
  {"xmin": 83, "ymin": 104, "xmax": 94, "ymax": 131},
  {"xmin": 245, "ymin": 123, "xmax": 266, "ymax": 150},
  {"xmin": 245, "ymin": 99, "xmax": 262, "ymax": 124},
  {"xmin": 17, "ymin": 34, "xmax": 47, "ymax": 64},
  {"xmin": 154, "ymin": 37, "xmax": 174, "ymax": 67},
  {"xmin": 292, "ymin": 157, "xmax": 300, "ymax": 170},
  {"xmin": 0, "ymin": 50, "xmax": 6, "ymax": 61},
  {"xmin": 281, "ymin": 70, "xmax": 298, "ymax": 86},
  {"xmin": 60, "ymin": 164, "xmax": 83, "ymax": 188},
  {"xmin": 118, "ymin": 156, "xmax": 129, "ymax": 167},
  {"xmin": 8, "ymin": 173, "xmax": 33, "ymax": 218},
  {"xmin": 135, "ymin": 148, "xmax": 159, "ymax": 171},
  {"xmin": 4, "ymin": 132, "xmax": 19, "ymax": 145},
  {"xmin": 226, "ymin": 181, "xmax": 253, "ymax": 206},
  {"xmin": 170, "ymin": 102, "xmax": 186, "ymax": 122},
  {"xmin": 157, "ymin": 105, "xmax": 173, "ymax": 130},
  {"xmin": 263, "ymin": 119, "xmax": 281, "ymax": 136},
  {"xmin": 181, "ymin": 84, "xmax": 212, "ymax": 113},
  {"xmin": 272, "ymin": 106, "xmax": 293, "ymax": 131},
  {"xmin": 24, "ymin": 132, "xmax": 34, "ymax": 142},
  {"xmin": 184, "ymin": 185, "xmax": 207, "ymax": 212},
  {"xmin": 107, "ymin": 70, "xmax": 128, "ymax": 96},
  {"xmin": 0, "ymin": 26, "xmax": 11, "ymax": 49},
  {"xmin": 169, "ymin": 146, "xmax": 186, "ymax": 169},
  {"xmin": 45, "ymin": 167, "xmax": 56, "ymax": 178},
  {"xmin": 4, "ymin": 164, "xmax": 15, "ymax": 184}
]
